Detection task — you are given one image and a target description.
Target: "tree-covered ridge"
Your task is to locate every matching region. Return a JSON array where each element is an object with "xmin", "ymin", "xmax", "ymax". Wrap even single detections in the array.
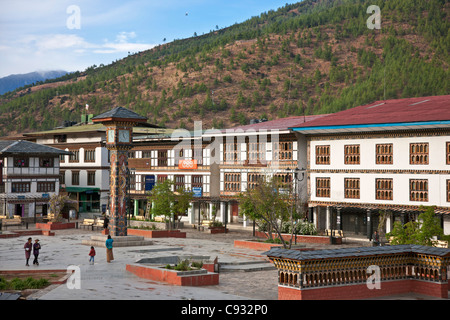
[{"xmin": 0, "ymin": 0, "xmax": 448, "ymax": 135}]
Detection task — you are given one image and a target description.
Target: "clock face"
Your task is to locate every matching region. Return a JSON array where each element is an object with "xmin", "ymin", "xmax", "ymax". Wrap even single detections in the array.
[
  {"xmin": 118, "ymin": 129, "xmax": 130, "ymax": 143},
  {"xmin": 107, "ymin": 129, "xmax": 115, "ymax": 143}
]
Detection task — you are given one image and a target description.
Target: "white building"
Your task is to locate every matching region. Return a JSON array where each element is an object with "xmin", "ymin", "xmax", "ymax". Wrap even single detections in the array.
[
  {"xmin": 0, "ymin": 140, "xmax": 70, "ymax": 219},
  {"xmin": 291, "ymin": 95, "xmax": 450, "ymax": 238}
]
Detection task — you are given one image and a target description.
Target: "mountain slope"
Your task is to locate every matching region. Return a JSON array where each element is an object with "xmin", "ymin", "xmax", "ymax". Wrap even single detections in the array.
[
  {"xmin": 0, "ymin": 0, "xmax": 448, "ymax": 136},
  {"xmin": 0, "ymin": 70, "xmax": 69, "ymax": 95}
]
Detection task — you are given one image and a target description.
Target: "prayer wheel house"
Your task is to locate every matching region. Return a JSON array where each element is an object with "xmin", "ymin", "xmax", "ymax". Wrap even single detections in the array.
[{"xmin": 265, "ymin": 245, "xmax": 450, "ymax": 300}]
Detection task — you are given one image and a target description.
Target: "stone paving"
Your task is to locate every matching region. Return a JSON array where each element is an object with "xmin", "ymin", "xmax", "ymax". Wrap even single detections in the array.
[{"xmin": 0, "ymin": 224, "xmax": 446, "ymax": 301}]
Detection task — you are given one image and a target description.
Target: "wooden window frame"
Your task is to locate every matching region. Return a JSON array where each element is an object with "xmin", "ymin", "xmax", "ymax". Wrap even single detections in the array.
[
  {"xmin": 11, "ymin": 182, "xmax": 30, "ymax": 193},
  {"xmin": 84, "ymin": 149, "xmax": 96, "ymax": 163},
  {"xmin": 344, "ymin": 144, "xmax": 360, "ymax": 165},
  {"xmin": 344, "ymin": 178, "xmax": 360, "ymax": 199},
  {"xmin": 316, "ymin": 145, "xmax": 330, "ymax": 165},
  {"xmin": 224, "ymin": 173, "xmax": 241, "ymax": 192},
  {"xmin": 13, "ymin": 157, "xmax": 29, "ymax": 168},
  {"xmin": 376, "ymin": 144, "xmax": 393, "ymax": 165},
  {"xmin": 375, "ymin": 178, "xmax": 393, "ymax": 200},
  {"xmin": 72, "ymin": 171, "xmax": 80, "ymax": 186},
  {"xmin": 87, "ymin": 171, "xmax": 96, "ymax": 186},
  {"xmin": 410, "ymin": 179, "xmax": 428, "ymax": 202},
  {"xmin": 316, "ymin": 177, "xmax": 330, "ymax": 198},
  {"xmin": 37, "ymin": 182, "xmax": 55, "ymax": 193},
  {"xmin": 410, "ymin": 143, "xmax": 429, "ymax": 165}
]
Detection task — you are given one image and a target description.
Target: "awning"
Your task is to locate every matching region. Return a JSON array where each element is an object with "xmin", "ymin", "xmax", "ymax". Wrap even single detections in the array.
[{"xmin": 65, "ymin": 187, "xmax": 100, "ymax": 193}]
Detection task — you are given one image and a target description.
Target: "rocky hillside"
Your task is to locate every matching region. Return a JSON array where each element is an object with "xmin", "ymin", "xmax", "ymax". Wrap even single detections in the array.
[{"xmin": 0, "ymin": 0, "xmax": 448, "ymax": 136}]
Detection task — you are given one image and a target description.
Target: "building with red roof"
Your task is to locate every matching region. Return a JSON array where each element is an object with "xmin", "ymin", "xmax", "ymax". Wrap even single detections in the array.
[{"xmin": 290, "ymin": 95, "xmax": 450, "ymax": 241}]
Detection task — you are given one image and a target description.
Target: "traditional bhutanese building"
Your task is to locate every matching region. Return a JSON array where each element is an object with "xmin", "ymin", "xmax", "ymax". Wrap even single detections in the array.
[
  {"xmin": 290, "ymin": 95, "xmax": 450, "ymax": 239},
  {"xmin": 202, "ymin": 115, "xmax": 326, "ymax": 226},
  {"xmin": 0, "ymin": 140, "xmax": 71, "ymax": 219}
]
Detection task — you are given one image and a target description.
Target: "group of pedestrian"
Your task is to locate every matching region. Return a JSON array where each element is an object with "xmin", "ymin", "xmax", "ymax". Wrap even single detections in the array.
[
  {"xmin": 23, "ymin": 237, "xmax": 41, "ymax": 266},
  {"xmin": 87, "ymin": 235, "xmax": 114, "ymax": 264},
  {"xmin": 23, "ymin": 216, "xmax": 114, "ymax": 266}
]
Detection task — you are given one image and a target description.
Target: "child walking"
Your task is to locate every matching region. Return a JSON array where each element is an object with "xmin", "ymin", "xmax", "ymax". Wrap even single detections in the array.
[{"xmin": 89, "ymin": 246, "xmax": 96, "ymax": 265}]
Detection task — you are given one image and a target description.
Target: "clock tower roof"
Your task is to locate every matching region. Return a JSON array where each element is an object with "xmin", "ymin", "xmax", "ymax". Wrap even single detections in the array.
[{"xmin": 92, "ymin": 106, "xmax": 147, "ymax": 124}]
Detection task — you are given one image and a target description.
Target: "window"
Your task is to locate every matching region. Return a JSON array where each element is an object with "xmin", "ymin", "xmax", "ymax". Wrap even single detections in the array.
[
  {"xmin": 447, "ymin": 143, "xmax": 450, "ymax": 165},
  {"xmin": 447, "ymin": 180, "xmax": 450, "ymax": 202},
  {"xmin": 248, "ymin": 173, "xmax": 263, "ymax": 190},
  {"xmin": 410, "ymin": 143, "xmax": 428, "ymax": 165},
  {"xmin": 410, "ymin": 179, "xmax": 428, "ymax": 202},
  {"xmin": 158, "ymin": 150, "xmax": 168, "ymax": 167},
  {"xmin": 316, "ymin": 145, "xmax": 330, "ymax": 165},
  {"xmin": 84, "ymin": 149, "xmax": 96, "ymax": 162},
  {"xmin": 69, "ymin": 150, "xmax": 79, "ymax": 162},
  {"xmin": 344, "ymin": 178, "xmax": 360, "ymax": 199},
  {"xmin": 142, "ymin": 150, "xmax": 152, "ymax": 159},
  {"xmin": 128, "ymin": 151, "xmax": 136, "ymax": 159},
  {"xmin": 60, "ymin": 171, "xmax": 65, "ymax": 185},
  {"xmin": 60, "ymin": 154, "xmax": 65, "ymax": 163},
  {"xmin": 224, "ymin": 142, "xmax": 239, "ymax": 164},
  {"xmin": 38, "ymin": 157, "xmax": 54, "ymax": 167},
  {"xmin": 344, "ymin": 145, "xmax": 360, "ymax": 165},
  {"xmin": 376, "ymin": 144, "xmax": 393, "ymax": 164},
  {"xmin": 376, "ymin": 178, "xmax": 393, "ymax": 200},
  {"xmin": 54, "ymin": 135, "xmax": 67, "ymax": 143},
  {"xmin": 14, "ymin": 157, "xmax": 29, "ymax": 167},
  {"xmin": 37, "ymin": 182, "xmax": 55, "ymax": 192},
  {"xmin": 192, "ymin": 175, "xmax": 203, "ymax": 188},
  {"xmin": 224, "ymin": 173, "xmax": 240, "ymax": 192},
  {"xmin": 12, "ymin": 182, "xmax": 30, "ymax": 193},
  {"xmin": 274, "ymin": 141, "xmax": 293, "ymax": 161},
  {"xmin": 316, "ymin": 178, "xmax": 330, "ymax": 198},
  {"xmin": 72, "ymin": 171, "xmax": 80, "ymax": 185},
  {"xmin": 248, "ymin": 142, "xmax": 265, "ymax": 163},
  {"xmin": 193, "ymin": 148, "xmax": 203, "ymax": 165},
  {"xmin": 87, "ymin": 171, "xmax": 96, "ymax": 186},
  {"xmin": 157, "ymin": 175, "xmax": 168, "ymax": 183},
  {"xmin": 174, "ymin": 175, "xmax": 185, "ymax": 192},
  {"xmin": 274, "ymin": 173, "xmax": 293, "ymax": 189}
]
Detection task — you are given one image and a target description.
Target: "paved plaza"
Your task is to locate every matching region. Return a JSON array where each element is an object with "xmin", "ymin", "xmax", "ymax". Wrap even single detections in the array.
[{"xmin": 0, "ymin": 224, "xmax": 448, "ymax": 301}]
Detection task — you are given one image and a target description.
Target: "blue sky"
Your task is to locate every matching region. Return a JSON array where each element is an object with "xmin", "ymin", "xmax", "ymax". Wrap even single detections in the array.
[{"xmin": 0, "ymin": 0, "xmax": 292, "ymax": 78}]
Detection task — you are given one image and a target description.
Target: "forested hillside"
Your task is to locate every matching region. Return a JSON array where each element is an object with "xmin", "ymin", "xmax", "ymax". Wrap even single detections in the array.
[{"xmin": 0, "ymin": 0, "xmax": 448, "ymax": 135}]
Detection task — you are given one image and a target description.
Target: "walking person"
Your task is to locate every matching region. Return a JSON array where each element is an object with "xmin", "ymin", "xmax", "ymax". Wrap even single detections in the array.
[
  {"xmin": 33, "ymin": 239, "xmax": 41, "ymax": 265},
  {"xmin": 24, "ymin": 237, "xmax": 32, "ymax": 266},
  {"xmin": 89, "ymin": 246, "xmax": 96, "ymax": 265},
  {"xmin": 105, "ymin": 235, "xmax": 114, "ymax": 263},
  {"xmin": 103, "ymin": 215, "xmax": 109, "ymax": 230}
]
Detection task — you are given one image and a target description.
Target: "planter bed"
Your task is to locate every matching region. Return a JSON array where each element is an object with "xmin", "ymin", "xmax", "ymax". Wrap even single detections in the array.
[
  {"xmin": 126, "ymin": 264, "xmax": 219, "ymax": 286},
  {"xmin": 234, "ymin": 239, "xmax": 313, "ymax": 251},
  {"xmin": 254, "ymin": 231, "xmax": 342, "ymax": 245},
  {"xmin": 127, "ymin": 228, "xmax": 186, "ymax": 238},
  {"xmin": 36, "ymin": 222, "xmax": 76, "ymax": 231}
]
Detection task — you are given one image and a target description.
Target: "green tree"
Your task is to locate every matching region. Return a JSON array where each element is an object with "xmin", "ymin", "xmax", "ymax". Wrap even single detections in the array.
[
  {"xmin": 239, "ymin": 176, "xmax": 297, "ymax": 249},
  {"xmin": 386, "ymin": 206, "xmax": 444, "ymax": 246},
  {"xmin": 147, "ymin": 179, "xmax": 192, "ymax": 229}
]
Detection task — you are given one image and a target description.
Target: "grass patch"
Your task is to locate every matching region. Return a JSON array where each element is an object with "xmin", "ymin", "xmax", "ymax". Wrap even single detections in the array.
[{"xmin": 0, "ymin": 276, "xmax": 49, "ymax": 290}]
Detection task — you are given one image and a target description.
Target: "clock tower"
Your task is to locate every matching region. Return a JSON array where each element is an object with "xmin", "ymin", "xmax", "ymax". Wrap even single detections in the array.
[{"xmin": 92, "ymin": 107, "xmax": 147, "ymax": 236}]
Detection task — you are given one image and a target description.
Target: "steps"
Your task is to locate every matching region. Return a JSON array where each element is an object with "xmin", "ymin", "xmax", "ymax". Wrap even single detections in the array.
[
  {"xmin": 219, "ymin": 260, "xmax": 276, "ymax": 272},
  {"xmin": 82, "ymin": 235, "xmax": 153, "ymax": 247}
]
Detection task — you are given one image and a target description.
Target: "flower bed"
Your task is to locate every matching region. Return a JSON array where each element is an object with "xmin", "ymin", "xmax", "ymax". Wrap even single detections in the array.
[{"xmin": 126, "ymin": 264, "xmax": 219, "ymax": 286}]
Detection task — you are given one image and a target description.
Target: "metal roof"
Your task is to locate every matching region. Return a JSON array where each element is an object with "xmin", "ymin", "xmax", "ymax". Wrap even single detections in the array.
[
  {"xmin": 264, "ymin": 244, "xmax": 450, "ymax": 261},
  {"xmin": 0, "ymin": 140, "xmax": 71, "ymax": 156},
  {"xmin": 291, "ymin": 95, "xmax": 450, "ymax": 134},
  {"xmin": 91, "ymin": 106, "xmax": 147, "ymax": 123}
]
